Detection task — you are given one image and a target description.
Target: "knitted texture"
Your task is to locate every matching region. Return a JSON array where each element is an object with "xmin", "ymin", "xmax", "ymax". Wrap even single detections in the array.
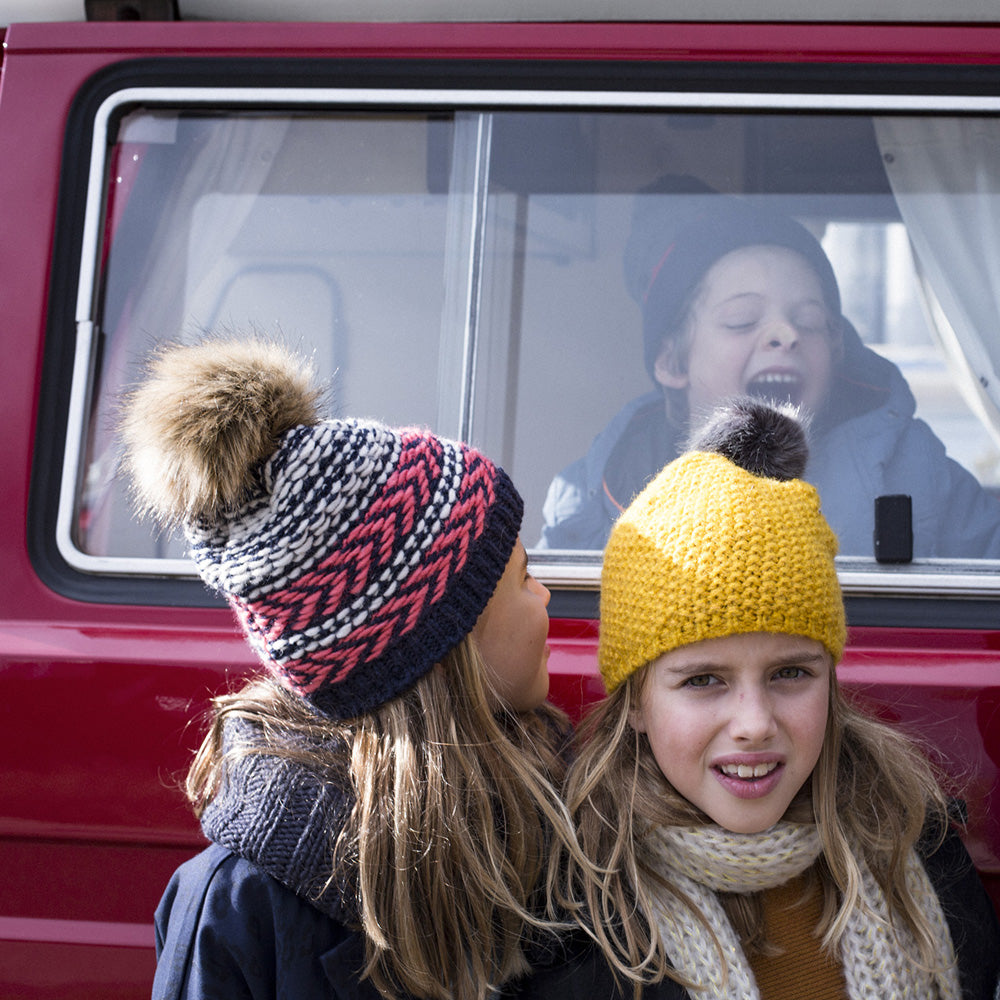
[
  {"xmin": 646, "ymin": 823, "xmax": 962, "ymax": 1000},
  {"xmin": 599, "ymin": 450, "xmax": 845, "ymax": 692},
  {"xmin": 188, "ymin": 419, "xmax": 523, "ymax": 718},
  {"xmin": 200, "ymin": 716, "xmax": 354, "ymax": 923},
  {"xmin": 123, "ymin": 337, "xmax": 523, "ymax": 720},
  {"xmin": 748, "ymin": 875, "xmax": 848, "ymax": 1000}
]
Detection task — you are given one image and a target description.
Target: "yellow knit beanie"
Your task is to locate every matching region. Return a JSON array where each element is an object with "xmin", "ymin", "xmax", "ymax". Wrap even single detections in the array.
[{"xmin": 599, "ymin": 399, "xmax": 846, "ymax": 692}]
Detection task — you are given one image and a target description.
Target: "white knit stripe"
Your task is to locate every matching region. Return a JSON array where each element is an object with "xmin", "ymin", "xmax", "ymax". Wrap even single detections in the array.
[
  {"xmin": 648, "ymin": 823, "xmax": 962, "ymax": 1000},
  {"xmin": 841, "ymin": 852, "xmax": 961, "ymax": 1000},
  {"xmin": 651, "ymin": 867, "xmax": 761, "ymax": 1000},
  {"xmin": 905, "ymin": 856, "xmax": 963, "ymax": 1000},
  {"xmin": 189, "ymin": 421, "xmax": 473, "ymax": 647},
  {"xmin": 267, "ymin": 450, "xmax": 465, "ymax": 658},
  {"xmin": 662, "ymin": 823, "xmax": 822, "ymax": 892},
  {"xmin": 191, "ymin": 422, "xmax": 406, "ymax": 594}
]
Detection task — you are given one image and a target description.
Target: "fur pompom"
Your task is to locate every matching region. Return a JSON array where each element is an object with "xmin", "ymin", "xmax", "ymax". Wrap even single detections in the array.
[
  {"xmin": 121, "ymin": 338, "xmax": 321, "ymax": 526},
  {"xmin": 689, "ymin": 396, "xmax": 808, "ymax": 481}
]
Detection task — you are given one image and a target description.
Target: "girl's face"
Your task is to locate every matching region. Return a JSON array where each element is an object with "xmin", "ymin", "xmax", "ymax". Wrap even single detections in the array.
[
  {"xmin": 632, "ymin": 631, "xmax": 831, "ymax": 833},
  {"xmin": 655, "ymin": 245, "xmax": 841, "ymax": 419},
  {"xmin": 472, "ymin": 538, "xmax": 552, "ymax": 711}
]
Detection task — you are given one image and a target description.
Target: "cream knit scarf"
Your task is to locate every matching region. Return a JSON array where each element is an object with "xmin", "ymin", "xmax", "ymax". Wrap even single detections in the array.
[{"xmin": 646, "ymin": 822, "xmax": 962, "ymax": 1000}]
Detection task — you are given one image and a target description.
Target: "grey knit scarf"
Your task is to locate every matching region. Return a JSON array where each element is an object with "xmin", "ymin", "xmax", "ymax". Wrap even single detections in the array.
[{"xmin": 199, "ymin": 716, "xmax": 356, "ymax": 923}]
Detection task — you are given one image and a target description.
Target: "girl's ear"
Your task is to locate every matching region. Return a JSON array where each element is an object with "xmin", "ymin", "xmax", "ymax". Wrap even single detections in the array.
[
  {"xmin": 653, "ymin": 338, "xmax": 689, "ymax": 390},
  {"xmin": 628, "ymin": 707, "xmax": 648, "ymax": 734}
]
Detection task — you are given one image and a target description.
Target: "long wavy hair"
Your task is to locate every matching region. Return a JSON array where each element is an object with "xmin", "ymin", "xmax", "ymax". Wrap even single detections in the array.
[
  {"xmin": 551, "ymin": 662, "xmax": 951, "ymax": 991},
  {"xmin": 186, "ymin": 635, "xmax": 575, "ymax": 1000}
]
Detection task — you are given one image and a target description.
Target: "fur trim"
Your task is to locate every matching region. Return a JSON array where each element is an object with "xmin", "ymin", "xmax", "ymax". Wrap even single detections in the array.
[
  {"xmin": 689, "ymin": 396, "xmax": 808, "ymax": 482},
  {"xmin": 121, "ymin": 338, "xmax": 321, "ymax": 525}
]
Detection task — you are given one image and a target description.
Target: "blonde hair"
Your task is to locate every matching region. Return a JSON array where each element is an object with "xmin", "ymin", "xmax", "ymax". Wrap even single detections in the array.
[
  {"xmin": 187, "ymin": 635, "xmax": 574, "ymax": 1000},
  {"xmin": 552, "ymin": 663, "xmax": 951, "ymax": 990}
]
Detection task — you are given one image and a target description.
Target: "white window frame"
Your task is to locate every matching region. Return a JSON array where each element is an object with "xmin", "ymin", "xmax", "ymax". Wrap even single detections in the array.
[{"xmin": 58, "ymin": 83, "xmax": 1000, "ymax": 597}]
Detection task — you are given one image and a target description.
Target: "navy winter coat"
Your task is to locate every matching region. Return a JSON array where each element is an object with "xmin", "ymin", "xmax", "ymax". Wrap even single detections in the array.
[{"xmin": 153, "ymin": 843, "xmax": 375, "ymax": 1000}]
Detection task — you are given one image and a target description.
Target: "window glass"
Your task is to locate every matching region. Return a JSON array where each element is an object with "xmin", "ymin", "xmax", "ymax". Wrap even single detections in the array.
[
  {"xmin": 70, "ymin": 101, "xmax": 1000, "ymax": 574},
  {"xmin": 473, "ymin": 112, "xmax": 1000, "ymax": 563},
  {"xmin": 77, "ymin": 110, "xmax": 462, "ymax": 561}
]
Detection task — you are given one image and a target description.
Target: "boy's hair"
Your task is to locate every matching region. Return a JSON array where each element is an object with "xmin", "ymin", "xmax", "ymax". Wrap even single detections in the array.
[
  {"xmin": 553, "ymin": 667, "xmax": 950, "ymax": 988},
  {"xmin": 188, "ymin": 634, "xmax": 574, "ymax": 1000}
]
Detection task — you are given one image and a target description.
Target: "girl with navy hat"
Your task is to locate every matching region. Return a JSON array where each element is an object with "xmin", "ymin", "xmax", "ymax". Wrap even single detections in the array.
[{"xmin": 122, "ymin": 337, "xmax": 577, "ymax": 1000}]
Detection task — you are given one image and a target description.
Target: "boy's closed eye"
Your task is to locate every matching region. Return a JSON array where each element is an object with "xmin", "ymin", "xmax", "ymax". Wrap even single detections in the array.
[
  {"xmin": 791, "ymin": 305, "xmax": 833, "ymax": 336},
  {"xmin": 716, "ymin": 300, "xmax": 763, "ymax": 331}
]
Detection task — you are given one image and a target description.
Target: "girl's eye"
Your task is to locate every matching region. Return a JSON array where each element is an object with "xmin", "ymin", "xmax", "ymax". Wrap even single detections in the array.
[
  {"xmin": 684, "ymin": 674, "xmax": 717, "ymax": 688},
  {"xmin": 774, "ymin": 665, "xmax": 806, "ymax": 680}
]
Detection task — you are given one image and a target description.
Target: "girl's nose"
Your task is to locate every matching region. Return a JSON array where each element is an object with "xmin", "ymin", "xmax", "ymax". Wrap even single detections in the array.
[
  {"xmin": 530, "ymin": 575, "xmax": 551, "ymax": 607},
  {"xmin": 730, "ymin": 688, "xmax": 778, "ymax": 743}
]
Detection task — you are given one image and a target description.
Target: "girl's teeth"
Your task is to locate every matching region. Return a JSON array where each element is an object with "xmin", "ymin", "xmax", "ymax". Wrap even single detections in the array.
[{"xmin": 721, "ymin": 763, "xmax": 777, "ymax": 778}]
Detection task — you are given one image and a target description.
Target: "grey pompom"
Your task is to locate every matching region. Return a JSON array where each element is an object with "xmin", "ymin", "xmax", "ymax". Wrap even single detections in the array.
[{"xmin": 689, "ymin": 396, "xmax": 809, "ymax": 481}]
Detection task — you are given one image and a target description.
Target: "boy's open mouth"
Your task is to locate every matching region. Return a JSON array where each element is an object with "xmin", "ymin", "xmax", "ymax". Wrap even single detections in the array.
[{"xmin": 745, "ymin": 372, "xmax": 803, "ymax": 407}]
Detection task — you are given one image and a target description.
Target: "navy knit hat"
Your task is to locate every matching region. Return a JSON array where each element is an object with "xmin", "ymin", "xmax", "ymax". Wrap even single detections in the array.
[
  {"xmin": 122, "ymin": 338, "xmax": 523, "ymax": 720},
  {"xmin": 623, "ymin": 174, "xmax": 843, "ymax": 379}
]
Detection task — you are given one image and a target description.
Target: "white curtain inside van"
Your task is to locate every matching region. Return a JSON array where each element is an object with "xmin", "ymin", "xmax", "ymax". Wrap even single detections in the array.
[{"xmin": 874, "ymin": 116, "xmax": 1000, "ymax": 446}]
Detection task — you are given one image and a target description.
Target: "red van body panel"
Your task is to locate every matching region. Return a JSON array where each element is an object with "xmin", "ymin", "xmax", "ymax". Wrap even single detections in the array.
[{"xmin": 2, "ymin": 19, "xmax": 999, "ymax": 999}]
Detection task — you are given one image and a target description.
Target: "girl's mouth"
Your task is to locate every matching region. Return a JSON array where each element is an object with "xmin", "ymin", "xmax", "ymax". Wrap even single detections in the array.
[
  {"xmin": 714, "ymin": 761, "xmax": 784, "ymax": 799},
  {"xmin": 719, "ymin": 761, "xmax": 779, "ymax": 779}
]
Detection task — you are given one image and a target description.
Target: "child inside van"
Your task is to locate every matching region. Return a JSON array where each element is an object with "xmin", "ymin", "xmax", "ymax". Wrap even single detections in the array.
[
  {"xmin": 121, "ymin": 337, "xmax": 575, "ymax": 1000},
  {"xmin": 539, "ymin": 174, "xmax": 1000, "ymax": 559},
  {"xmin": 536, "ymin": 397, "xmax": 1000, "ymax": 1000}
]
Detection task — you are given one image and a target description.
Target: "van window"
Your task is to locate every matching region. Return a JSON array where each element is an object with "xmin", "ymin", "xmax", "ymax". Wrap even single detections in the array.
[{"xmin": 63, "ymin": 92, "xmax": 1000, "ymax": 587}]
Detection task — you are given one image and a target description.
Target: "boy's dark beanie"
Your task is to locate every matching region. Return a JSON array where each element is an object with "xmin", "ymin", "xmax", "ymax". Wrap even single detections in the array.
[{"xmin": 623, "ymin": 174, "xmax": 843, "ymax": 378}]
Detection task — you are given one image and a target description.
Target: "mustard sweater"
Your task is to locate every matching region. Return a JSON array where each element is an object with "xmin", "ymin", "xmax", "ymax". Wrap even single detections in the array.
[{"xmin": 749, "ymin": 874, "xmax": 848, "ymax": 1000}]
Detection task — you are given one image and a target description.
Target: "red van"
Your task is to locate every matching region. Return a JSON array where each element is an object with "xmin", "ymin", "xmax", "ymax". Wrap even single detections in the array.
[{"xmin": 2, "ymin": 2, "xmax": 1000, "ymax": 997}]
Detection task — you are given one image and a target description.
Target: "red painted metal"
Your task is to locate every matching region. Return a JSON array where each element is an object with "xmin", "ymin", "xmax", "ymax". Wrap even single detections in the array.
[{"xmin": 6, "ymin": 19, "xmax": 1000, "ymax": 63}]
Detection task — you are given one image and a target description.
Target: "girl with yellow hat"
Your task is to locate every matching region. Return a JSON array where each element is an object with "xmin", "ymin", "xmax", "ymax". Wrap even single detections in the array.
[{"xmin": 537, "ymin": 397, "xmax": 999, "ymax": 1000}]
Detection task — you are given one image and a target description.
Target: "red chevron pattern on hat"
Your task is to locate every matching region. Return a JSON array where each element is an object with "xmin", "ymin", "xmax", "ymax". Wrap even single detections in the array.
[
  {"xmin": 122, "ymin": 337, "xmax": 523, "ymax": 719},
  {"xmin": 230, "ymin": 436, "xmax": 508, "ymax": 705}
]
